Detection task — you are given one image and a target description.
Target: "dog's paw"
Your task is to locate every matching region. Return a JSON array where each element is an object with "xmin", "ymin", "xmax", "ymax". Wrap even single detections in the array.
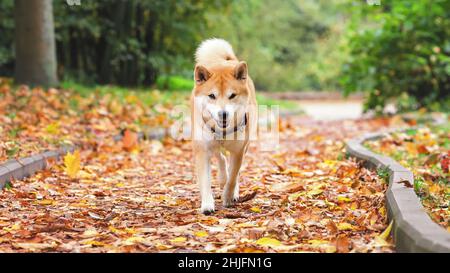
[
  {"xmin": 222, "ymin": 195, "xmax": 235, "ymax": 208},
  {"xmin": 201, "ymin": 208, "xmax": 215, "ymax": 215},
  {"xmin": 222, "ymin": 198, "xmax": 234, "ymax": 208},
  {"xmin": 200, "ymin": 196, "xmax": 215, "ymax": 214},
  {"xmin": 233, "ymin": 191, "xmax": 240, "ymax": 203}
]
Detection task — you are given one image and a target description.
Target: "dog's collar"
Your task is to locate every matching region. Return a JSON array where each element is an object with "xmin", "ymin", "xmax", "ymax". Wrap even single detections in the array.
[{"xmin": 207, "ymin": 113, "xmax": 248, "ymax": 139}]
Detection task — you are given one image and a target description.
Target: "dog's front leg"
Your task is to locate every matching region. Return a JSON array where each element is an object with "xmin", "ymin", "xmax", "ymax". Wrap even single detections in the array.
[
  {"xmin": 222, "ymin": 150, "xmax": 244, "ymax": 207},
  {"xmin": 217, "ymin": 152, "xmax": 228, "ymax": 189},
  {"xmin": 195, "ymin": 147, "xmax": 215, "ymax": 214}
]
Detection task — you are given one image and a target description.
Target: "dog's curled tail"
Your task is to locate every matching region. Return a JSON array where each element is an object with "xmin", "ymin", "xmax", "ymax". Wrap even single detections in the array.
[{"xmin": 195, "ymin": 38, "xmax": 237, "ymax": 64}]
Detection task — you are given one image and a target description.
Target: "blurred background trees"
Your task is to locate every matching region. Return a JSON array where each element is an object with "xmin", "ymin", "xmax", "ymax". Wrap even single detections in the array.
[
  {"xmin": 342, "ymin": 0, "xmax": 450, "ymax": 112},
  {"xmin": 14, "ymin": 0, "xmax": 58, "ymax": 87},
  {"xmin": 0, "ymin": 0, "xmax": 347, "ymax": 89},
  {"xmin": 0, "ymin": 0, "xmax": 448, "ymax": 112}
]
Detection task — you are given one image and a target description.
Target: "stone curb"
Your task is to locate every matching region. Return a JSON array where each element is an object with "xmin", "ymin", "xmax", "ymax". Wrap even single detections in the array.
[
  {"xmin": 346, "ymin": 121, "xmax": 450, "ymax": 253},
  {"xmin": 0, "ymin": 128, "xmax": 169, "ymax": 190},
  {"xmin": 0, "ymin": 110, "xmax": 292, "ymax": 190},
  {"xmin": 0, "ymin": 145, "xmax": 74, "ymax": 189}
]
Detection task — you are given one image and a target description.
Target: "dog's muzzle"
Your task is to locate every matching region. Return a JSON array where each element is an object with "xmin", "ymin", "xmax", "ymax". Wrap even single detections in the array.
[{"xmin": 202, "ymin": 113, "xmax": 248, "ymax": 139}]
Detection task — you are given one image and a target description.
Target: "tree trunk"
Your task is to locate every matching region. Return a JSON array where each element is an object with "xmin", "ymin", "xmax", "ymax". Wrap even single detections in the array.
[{"xmin": 14, "ymin": 0, "xmax": 58, "ymax": 87}]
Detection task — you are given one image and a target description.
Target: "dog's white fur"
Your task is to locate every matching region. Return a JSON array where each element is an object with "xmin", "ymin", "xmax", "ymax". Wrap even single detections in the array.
[
  {"xmin": 195, "ymin": 38, "xmax": 237, "ymax": 64},
  {"xmin": 190, "ymin": 38, "xmax": 257, "ymax": 214}
]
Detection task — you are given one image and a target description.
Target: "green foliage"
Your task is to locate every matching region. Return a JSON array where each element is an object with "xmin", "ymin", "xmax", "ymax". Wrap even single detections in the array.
[
  {"xmin": 60, "ymin": 80, "xmax": 190, "ymax": 107},
  {"xmin": 377, "ymin": 166, "xmax": 390, "ymax": 184},
  {"xmin": 0, "ymin": 0, "xmax": 14, "ymax": 75},
  {"xmin": 0, "ymin": 0, "xmax": 230, "ymax": 86},
  {"xmin": 342, "ymin": 0, "xmax": 450, "ymax": 113},
  {"xmin": 156, "ymin": 76, "xmax": 193, "ymax": 91},
  {"xmin": 0, "ymin": 0, "xmax": 348, "ymax": 91},
  {"xmin": 205, "ymin": 0, "xmax": 348, "ymax": 91}
]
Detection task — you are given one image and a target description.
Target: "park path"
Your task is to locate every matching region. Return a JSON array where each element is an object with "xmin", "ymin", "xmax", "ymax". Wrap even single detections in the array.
[
  {"xmin": 295, "ymin": 99, "xmax": 363, "ymax": 121},
  {"xmin": 0, "ymin": 114, "xmax": 397, "ymax": 252}
]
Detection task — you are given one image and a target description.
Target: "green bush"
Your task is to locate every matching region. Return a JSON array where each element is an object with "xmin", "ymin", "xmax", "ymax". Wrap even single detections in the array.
[
  {"xmin": 342, "ymin": 0, "xmax": 450, "ymax": 113},
  {"xmin": 155, "ymin": 76, "xmax": 193, "ymax": 91}
]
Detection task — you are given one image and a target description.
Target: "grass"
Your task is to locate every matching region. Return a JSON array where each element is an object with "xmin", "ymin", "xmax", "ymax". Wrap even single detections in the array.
[
  {"xmin": 61, "ymin": 80, "xmax": 190, "ymax": 107},
  {"xmin": 256, "ymin": 94, "xmax": 300, "ymax": 111},
  {"xmin": 62, "ymin": 80, "xmax": 302, "ymax": 112},
  {"xmin": 377, "ymin": 167, "xmax": 390, "ymax": 184},
  {"xmin": 155, "ymin": 75, "xmax": 193, "ymax": 91},
  {"xmin": 366, "ymin": 121, "xmax": 450, "ymax": 229}
]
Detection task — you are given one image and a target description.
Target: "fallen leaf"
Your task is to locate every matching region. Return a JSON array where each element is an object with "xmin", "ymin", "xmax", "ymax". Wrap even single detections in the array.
[
  {"xmin": 377, "ymin": 221, "xmax": 393, "ymax": 241},
  {"xmin": 337, "ymin": 223, "xmax": 355, "ymax": 231},
  {"xmin": 336, "ymin": 236, "xmax": 350, "ymax": 253},
  {"xmin": 15, "ymin": 242, "xmax": 56, "ymax": 250},
  {"xmin": 35, "ymin": 199, "xmax": 54, "ymax": 205},
  {"xmin": 255, "ymin": 237, "xmax": 281, "ymax": 247},
  {"xmin": 122, "ymin": 129, "xmax": 138, "ymax": 151},
  {"xmin": 268, "ymin": 182, "xmax": 304, "ymax": 193},
  {"xmin": 194, "ymin": 231, "xmax": 208, "ymax": 237},
  {"xmin": 170, "ymin": 237, "xmax": 187, "ymax": 243},
  {"xmin": 63, "ymin": 150, "xmax": 81, "ymax": 179}
]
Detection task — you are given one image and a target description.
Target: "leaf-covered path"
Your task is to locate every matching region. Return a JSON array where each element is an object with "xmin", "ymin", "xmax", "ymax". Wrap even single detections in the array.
[{"xmin": 0, "ymin": 113, "xmax": 398, "ymax": 253}]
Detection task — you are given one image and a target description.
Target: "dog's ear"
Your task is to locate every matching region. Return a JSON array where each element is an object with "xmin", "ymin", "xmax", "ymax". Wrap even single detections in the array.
[
  {"xmin": 234, "ymin": 61, "xmax": 247, "ymax": 81},
  {"xmin": 194, "ymin": 65, "xmax": 211, "ymax": 84}
]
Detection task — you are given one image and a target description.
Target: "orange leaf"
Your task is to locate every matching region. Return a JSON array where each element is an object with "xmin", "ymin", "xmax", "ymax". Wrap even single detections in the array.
[
  {"xmin": 122, "ymin": 130, "xmax": 138, "ymax": 151},
  {"xmin": 336, "ymin": 236, "xmax": 350, "ymax": 253}
]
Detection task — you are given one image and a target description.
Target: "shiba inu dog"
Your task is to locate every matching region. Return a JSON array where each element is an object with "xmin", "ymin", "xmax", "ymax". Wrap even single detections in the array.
[{"xmin": 190, "ymin": 38, "xmax": 257, "ymax": 214}]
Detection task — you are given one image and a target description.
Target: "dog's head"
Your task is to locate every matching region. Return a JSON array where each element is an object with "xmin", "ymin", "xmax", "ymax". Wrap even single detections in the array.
[{"xmin": 193, "ymin": 62, "xmax": 249, "ymax": 133}]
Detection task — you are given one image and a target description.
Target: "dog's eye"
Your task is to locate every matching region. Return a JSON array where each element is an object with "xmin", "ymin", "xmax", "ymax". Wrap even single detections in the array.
[
  {"xmin": 208, "ymin": 94, "xmax": 216, "ymax": 100},
  {"xmin": 229, "ymin": 93, "xmax": 237, "ymax": 99}
]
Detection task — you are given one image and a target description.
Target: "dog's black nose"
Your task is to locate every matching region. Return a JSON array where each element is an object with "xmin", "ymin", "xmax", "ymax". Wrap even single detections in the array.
[{"xmin": 218, "ymin": 110, "xmax": 228, "ymax": 120}]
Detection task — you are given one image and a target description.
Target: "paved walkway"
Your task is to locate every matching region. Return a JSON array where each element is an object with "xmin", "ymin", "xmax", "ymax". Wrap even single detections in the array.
[
  {"xmin": 296, "ymin": 99, "xmax": 364, "ymax": 121},
  {"xmin": 0, "ymin": 115, "xmax": 395, "ymax": 252}
]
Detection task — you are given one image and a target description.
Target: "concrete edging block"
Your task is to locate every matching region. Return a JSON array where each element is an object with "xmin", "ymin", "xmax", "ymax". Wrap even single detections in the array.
[
  {"xmin": 346, "ymin": 123, "xmax": 450, "ymax": 253},
  {"xmin": 0, "ymin": 129, "xmax": 167, "ymax": 189}
]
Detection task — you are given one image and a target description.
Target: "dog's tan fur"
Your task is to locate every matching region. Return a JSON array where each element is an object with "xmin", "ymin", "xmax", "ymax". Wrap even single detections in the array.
[{"xmin": 190, "ymin": 39, "xmax": 257, "ymax": 214}]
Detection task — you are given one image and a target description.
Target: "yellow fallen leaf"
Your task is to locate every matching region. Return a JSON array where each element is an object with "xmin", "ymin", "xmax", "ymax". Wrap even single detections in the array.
[
  {"xmin": 81, "ymin": 228, "xmax": 99, "ymax": 238},
  {"xmin": 124, "ymin": 236, "xmax": 146, "ymax": 245},
  {"xmin": 337, "ymin": 223, "xmax": 355, "ymax": 231},
  {"xmin": 63, "ymin": 150, "xmax": 81, "ymax": 179},
  {"xmin": 3, "ymin": 223, "xmax": 20, "ymax": 232},
  {"xmin": 428, "ymin": 183, "xmax": 442, "ymax": 195},
  {"xmin": 307, "ymin": 189, "xmax": 323, "ymax": 196},
  {"xmin": 156, "ymin": 243, "xmax": 173, "ymax": 250},
  {"xmin": 194, "ymin": 231, "xmax": 208, "ymax": 237},
  {"xmin": 288, "ymin": 192, "xmax": 305, "ymax": 201},
  {"xmin": 15, "ymin": 242, "xmax": 56, "ymax": 250},
  {"xmin": 379, "ymin": 207, "xmax": 386, "ymax": 217},
  {"xmin": 170, "ymin": 237, "xmax": 187, "ymax": 243},
  {"xmin": 45, "ymin": 122, "xmax": 60, "ymax": 135},
  {"xmin": 405, "ymin": 142, "xmax": 418, "ymax": 155},
  {"xmin": 125, "ymin": 94, "xmax": 138, "ymax": 104},
  {"xmin": 235, "ymin": 222, "xmax": 258, "ymax": 228},
  {"xmin": 255, "ymin": 237, "xmax": 281, "ymax": 247},
  {"xmin": 250, "ymin": 207, "xmax": 261, "ymax": 213},
  {"xmin": 109, "ymin": 226, "xmax": 125, "ymax": 235},
  {"xmin": 325, "ymin": 245, "xmax": 337, "ymax": 253},
  {"xmin": 81, "ymin": 240, "xmax": 105, "ymax": 246},
  {"xmin": 36, "ymin": 199, "xmax": 54, "ymax": 205},
  {"xmin": 337, "ymin": 196, "xmax": 352, "ymax": 203},
  {"xmin": 378, "ymin": 221, "xmax": 393, "ymax": 241}
]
